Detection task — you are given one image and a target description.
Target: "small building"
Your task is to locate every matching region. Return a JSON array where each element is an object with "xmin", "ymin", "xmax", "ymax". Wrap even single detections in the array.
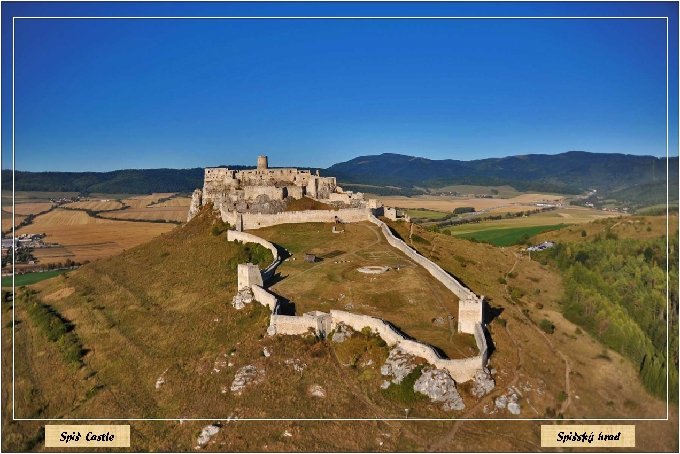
[{"xmin": 304, "ymin": 253, "xmax": 317, "ymax": 263}]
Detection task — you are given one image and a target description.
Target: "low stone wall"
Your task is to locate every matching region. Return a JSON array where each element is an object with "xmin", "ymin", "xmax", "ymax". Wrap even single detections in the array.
[
  {"xmin": 269, "ymin": 314, "xmax": 315, "ymax": 335},
  {"xmin": 222, "ymin": 207, "xmax": 370, "ymax": 230},
  {"xmin": 367, "ymin": 214, "xmax": 484, "ymax": 334},
  {"xmin": 330, "ymin": 309, "xmax": 485, "ymax": 382},
  {"xmin": 252, "ymin": 285, "xmax": 277, "ymax": 311},
  {"xmin": 227, "ymin": 230, "xmax": 281, "ymax": 282}
]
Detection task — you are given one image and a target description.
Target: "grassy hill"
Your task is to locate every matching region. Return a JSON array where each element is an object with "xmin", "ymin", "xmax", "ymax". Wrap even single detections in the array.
[{"xmin": 2, "ymin": 209, "xmax": 677, "ymax": 451}]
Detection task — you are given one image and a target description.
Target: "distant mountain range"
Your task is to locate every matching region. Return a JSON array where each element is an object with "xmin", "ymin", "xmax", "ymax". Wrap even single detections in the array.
[{"xmin": 2, "ymin": 151, "xmax": 677, "ymax": 202}]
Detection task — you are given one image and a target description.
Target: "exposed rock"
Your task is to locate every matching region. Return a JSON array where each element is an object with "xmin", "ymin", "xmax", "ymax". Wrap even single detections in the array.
[
  {"xmin": 267, "ymin": 325, "xmax": 277, "ymax": 336},
  {"xmin": 196, "ymin": 424, "xmax": 220, "ymax": 448},
  {"xmin": 413, "ymin": 368, "xmax": 465, "ymax": 411},
  {"xmin": 471, "ymin": 369, "xmax": 495, "ymax": 397},
  {"xmin": 282, "ymin": 430, "xmax": 292, "ymax": 437},
  {"xmin": 432, "ymin": 316, "xmax": 447, "ymax": 326},
  {"xmin": 232, "ymin": 287, "xmax": 254, "ymax": 310},
  {"xmin": 380, "ymin": 346, "xmax": 417, "ymax": 384},
  {"xmin": 230, "ymin": 365, "xmax": 265, "ymax": 395},
  {"xmin": 284, "ymin": 358, "xmax": 306, "ymax": 373},
  {"xmin": 495, "ymin": 389, "xmax": 521, "ymax": 415},
  {"xmin": 187, "ymin": 189, "xmax": 203, "ymax": 222},
  {"xmin": 263, "ymin": 347, "xmax": 272, "ymax": 358},
  {"xmin": 308, "ymin": 384, "xmax": 326, "ymax": 398},
  {"xmin": 155, "ymin": 376, "xmax": 165, "ymax": 390},
  {"xmin": 331, "ymin": 323, "xmax": 353, "ymax": 343},
  {"xmin": 381, "ymin": 380, "xmax": 391, "ymax": 390}
]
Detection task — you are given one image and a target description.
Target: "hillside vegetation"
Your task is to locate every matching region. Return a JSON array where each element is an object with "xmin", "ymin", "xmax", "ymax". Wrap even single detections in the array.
[{"xmin": 540, "ymin": 220, "xmax": 678, "ymax": 400}]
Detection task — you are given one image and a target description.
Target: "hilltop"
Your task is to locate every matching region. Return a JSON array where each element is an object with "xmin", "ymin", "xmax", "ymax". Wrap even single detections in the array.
[{"xmin": 2, "ymin": 207, "xmax": 676, "ymax": 451}]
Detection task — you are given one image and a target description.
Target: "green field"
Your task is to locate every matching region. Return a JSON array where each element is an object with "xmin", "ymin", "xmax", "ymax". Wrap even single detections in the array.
[
  {"xmin": 1, "ymin": 269, "xmax": 68, "ymax": 288},
  {"xmin": 405, "ymin": 208, "xmax": 450, "ymax": 220},
  {"xmin": 452, "ymin": 224, "xmax": 568, "ymax": 247}
]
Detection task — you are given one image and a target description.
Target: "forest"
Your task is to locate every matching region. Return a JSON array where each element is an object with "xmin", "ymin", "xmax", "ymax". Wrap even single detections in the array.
[{"xmin": 546, "ymin": 228, "xmax": 678, "ymax": 400}]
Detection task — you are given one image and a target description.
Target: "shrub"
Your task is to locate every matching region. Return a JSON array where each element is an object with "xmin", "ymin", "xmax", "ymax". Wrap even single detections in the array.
[
  {"xmin": 539, "ymin": 319, "xmax": 555, "ymax": 334},
  {"xmin": 581, "ymin": 230, "xmax": 587, "ymax": 237},
  {"xmin": 382, "ymin": 366, "xmax": 424, "ymax": 404},
  {"xmin": 498, "ymin": 277, "xmax": 507, "ymax": 285}
]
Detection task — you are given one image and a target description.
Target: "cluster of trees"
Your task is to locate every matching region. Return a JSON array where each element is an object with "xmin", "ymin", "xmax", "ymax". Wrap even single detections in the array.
[
  {"xmin": 423, "ymin": 206, "xmax": 557, "ymax": 231},
  {"xmin": 546, "ymin": 232, "xmax": 678, "ymax": 399},
  {"xmin": 2, "ymin": 246, "xmax": 36, "ymax": 267}
]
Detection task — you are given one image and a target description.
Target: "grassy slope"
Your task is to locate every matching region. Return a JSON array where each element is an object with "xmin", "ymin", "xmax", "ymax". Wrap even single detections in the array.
[{"xmin": 2, "ymin": 209, "xmax": 677, "ymax": 451}]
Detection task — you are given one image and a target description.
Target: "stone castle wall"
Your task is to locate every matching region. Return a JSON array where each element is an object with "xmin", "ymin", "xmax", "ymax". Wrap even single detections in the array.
[
  {"xmin": 366, "ymin": 213, "xmax": 484, "ymax": 334},
  {"xmin": 221, "ymin": 207, "xmax": 370, "ymax": 231},
  {"xmin": 224, "ymin": 207, "xmax": 489, "ymax": 383}
]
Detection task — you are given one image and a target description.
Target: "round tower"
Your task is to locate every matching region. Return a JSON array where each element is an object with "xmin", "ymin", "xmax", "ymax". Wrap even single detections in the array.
[{"xmin": 257, "ymin": 155, "xmax": 268, "ymax": 170}]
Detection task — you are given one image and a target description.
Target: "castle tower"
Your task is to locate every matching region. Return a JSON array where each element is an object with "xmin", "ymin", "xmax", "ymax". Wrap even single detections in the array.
[{"xmin": 257, "ymin": 155, "xmax": 268, "ymax": 170}]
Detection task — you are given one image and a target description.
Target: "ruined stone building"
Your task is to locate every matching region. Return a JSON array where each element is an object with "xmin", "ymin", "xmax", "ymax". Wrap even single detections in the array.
[{"xmin": 189, "ymin": 155, "xmax": 364, "ymax": 219}]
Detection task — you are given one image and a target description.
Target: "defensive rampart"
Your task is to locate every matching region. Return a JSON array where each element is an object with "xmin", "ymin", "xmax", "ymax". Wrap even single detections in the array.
[
  {"xmin": 367, "ymin": 213, "xmax": 484, "ymax": 334},
  {"xmin": 224, "ymin": 209, "xmax": 489, "ymax": 383},
  {"xmin": 221, "ymin": 207, "xmax": 369, "ymax": 231},
  {"xmin": 227, "ymin": 230, "xmax": 281, "ymax": 282}
]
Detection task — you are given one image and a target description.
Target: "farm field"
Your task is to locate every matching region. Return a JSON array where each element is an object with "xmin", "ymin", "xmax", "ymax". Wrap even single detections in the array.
[
  {"xmin": 63, "ymin": 200, "xmax": 125, "ymax": 211},
  {"xmin": 122, "ymin": 193, "xmax": 176, "ymax": 208},
  {"xmin": 253, "ymin": 221, "xmax": 476, "ymax": 360},
  {"xmin": 430, "ymin": 184, "xmax": 522, "ymax": 197},
  {"xmin": 150, "ymin": 196, "xmax": 191, "ymax": 207},
  {"xmin": 98, "ymin": 206, "xmax": 188, "ymax": 223},
  {"xmin": 444, "ymin": 206, "xmax": 621, "ymax": 236},
  {"xmin": 15, "ymin": 208, "xmax": 175, "ymax": 264},
  {"xmin": 380, "ymin": 192, "xmax": 565, "ymax": 214},
  {"xmin": 1, "ymin": 269, "xmax": 68, "ymax": 288},
  {"xmin": 405, "ymin": 208, "xmax": 449, "ymax": 219},
  {"xmin": 453, "ymin": 224, "xmax": 568, "ymax": 246}
]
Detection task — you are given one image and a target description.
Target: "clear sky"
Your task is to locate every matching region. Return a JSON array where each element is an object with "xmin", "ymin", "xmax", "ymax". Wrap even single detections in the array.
[{"xmin": 1, "ymin": 1, "xmax": 678, "ymax": 171}]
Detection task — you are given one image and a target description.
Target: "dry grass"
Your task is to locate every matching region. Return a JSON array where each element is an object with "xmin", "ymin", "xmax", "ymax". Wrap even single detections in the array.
[
  {"xmin": 1, "ymin": 209, "xmax": 676, "ymax": 452},
  {"xmin": 253, "ymin": 222, "xmax": 475, "ymax": 359},
  {"xmin": 1, "ymin": 211, "xmax": 26, "ymax": 230},
  {"xmin": 63, "ymin": 200, "xmax": 125, "ymax": 211},
  {"xmin": 380, "ymin": 193, "xmax": 565, "ymax": 213}
]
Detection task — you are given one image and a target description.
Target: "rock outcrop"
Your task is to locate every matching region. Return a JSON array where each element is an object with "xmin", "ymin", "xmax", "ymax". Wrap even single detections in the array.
[
  {"xmin": 413, "ymin": 368, "xmax": 465, "ymax": 411},
  {"xmin": 471, "ymin": 369, "xmax": 495, "ymax": 397},
  {"xmin": 380, "ymin": 346, "xmax": 417, "ymax": 385},
  {"xmin": 232, "ymin": 287, "xmax": 254, "ymax": 310},
  {"xmin": 187, "ymin": 189, "xmax": 202, "ymax": 222},
  {"xmin": 230, "ymin": 364, "xmax": 265, "ymax": 395}
]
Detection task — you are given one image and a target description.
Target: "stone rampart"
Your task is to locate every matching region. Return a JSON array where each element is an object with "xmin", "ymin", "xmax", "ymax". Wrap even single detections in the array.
[
  {"xmin": 367, "ymin": 214, "xmax": 484, "ymax": 334},
  {"xmin": 329, "ymin": 310, "xmax": 486, "ymax": 383},
  {"xmin": 251, "ymin": 284, "xmax": 279, "ymax": 311},
  {"xmin": 227, "ymin": 230, "xmax": 281, "ymax": 282},
  {"xmin": 222, "ymin": 208, "xmax": 369, "ymax": 230},
  {"xmin": 269, "ymin": 314, "xmax": 315, "ymax": 335}
]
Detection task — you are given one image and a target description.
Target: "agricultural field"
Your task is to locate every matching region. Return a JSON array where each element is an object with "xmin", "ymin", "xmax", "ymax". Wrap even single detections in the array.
[
  {"xmin": 1, "ymin": 269, "xmax": 68, "ymax": 288},
  {"xmin": 254, "ymin": 222, "xmax": 476, "ymax": 359},
  {"xmin": 98, "ymin": 206, "xmax": 188, "ymax": 223},
  {"xmin": 454, "ymin": 224, "xmax": 569, "ymax": 246},
  {"xmin": 380, "ymin": 192, "xmax": 565, "ymax": 214},
  {"xmin": 405, "ymin": 208, "xmax": 449, "ymax": 220},
  {"xmin": 429, "ymin": 184, "xmax": 522, "ymax": 197},
  {"xmin": 445, "ymin": 206, "xmax": 621, "ymax": 238},
  {"xmin": 122, "ymin": 193, "xmax": 176, "ymax": 208},
  {"xmin": 15, "ymin": 208, "xmax": 175, "ymax": 264},
  {"xmin": 63, "ymin": 199, "xmax": 125, "ymax": 211}
]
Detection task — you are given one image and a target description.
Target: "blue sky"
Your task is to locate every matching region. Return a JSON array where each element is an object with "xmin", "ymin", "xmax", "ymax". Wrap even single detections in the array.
[{"xmin": 1, "ymin": 2, "xmax": 678, "ymax": 171}]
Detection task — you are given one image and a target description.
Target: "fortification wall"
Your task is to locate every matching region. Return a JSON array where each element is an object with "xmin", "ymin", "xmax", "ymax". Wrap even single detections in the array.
[
  {"xmin": 269, "ymin": 314, "xmax": 315, "ymax": 335},
  {"xmin": 252, "ymin": 284, "xmax": 278, "ymax": 311},
  {"xmin": 367, "ymin": 214, "xmax": 484, "ymax": 334},
  {"xmin": 224, "ymin": 208, "xmax": 369, "ymax": 230},
  {"xmin": 329, "ymin": 310, "xmax": 486, "ymax": 383}
]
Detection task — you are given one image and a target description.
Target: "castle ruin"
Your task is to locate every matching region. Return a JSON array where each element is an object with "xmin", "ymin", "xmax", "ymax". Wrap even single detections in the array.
[{"xmin": 188, "ymin": 155, "xmax": 365, "ymax": 221}]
